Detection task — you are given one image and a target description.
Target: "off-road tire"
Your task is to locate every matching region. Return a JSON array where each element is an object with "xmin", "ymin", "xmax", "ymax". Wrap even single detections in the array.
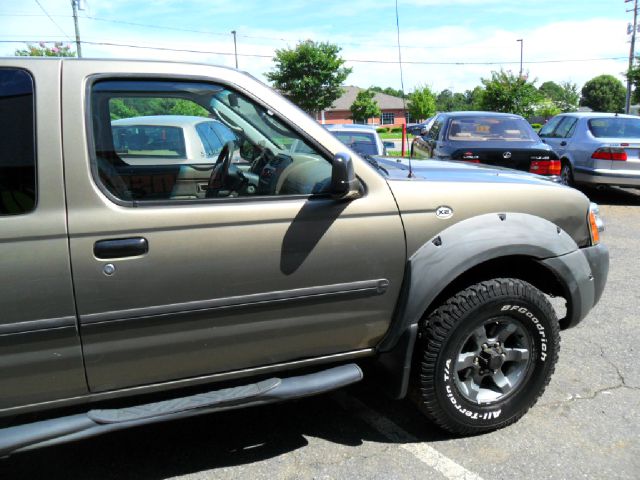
[{"xmin": 414, "ymin": 278, "xmax": 560, "ymax": 435}]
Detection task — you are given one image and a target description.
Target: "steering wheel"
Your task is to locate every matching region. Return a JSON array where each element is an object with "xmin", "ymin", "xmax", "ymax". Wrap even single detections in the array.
[{"xmin": 206, "ymin": 141, "xmax": 235, "ymax": 197}]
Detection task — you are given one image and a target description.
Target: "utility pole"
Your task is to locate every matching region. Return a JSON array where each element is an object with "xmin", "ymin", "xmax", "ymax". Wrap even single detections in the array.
[
  {"xmin": 626, "ymin": 0, "xmax": 638, "ymax": 114},
  {"xmin": 70, "ymin": 0, "xmax": 82, "ymax": 57},
  {"xmin": 231, "ymin": 30, "xmax": 238, "ymax": 68},
  {"xmin": 516, "ymin": 39, "xmax": 523, "ymax": 78}
]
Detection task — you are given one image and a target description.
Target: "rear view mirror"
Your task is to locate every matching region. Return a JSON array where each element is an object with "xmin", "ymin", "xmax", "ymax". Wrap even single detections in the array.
[{"xmin": 331, "ymin": 153, "xmax": 361, "ymax": 200}]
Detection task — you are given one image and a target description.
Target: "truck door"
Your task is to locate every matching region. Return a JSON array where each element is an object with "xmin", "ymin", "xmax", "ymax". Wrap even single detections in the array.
[
  {"xmin": 61, "ymin": 61, "xmax": 406, "ymax": 393},
  {"xmin": 0, "ymin": 60, "xmax": 86, "ymax": 411}
]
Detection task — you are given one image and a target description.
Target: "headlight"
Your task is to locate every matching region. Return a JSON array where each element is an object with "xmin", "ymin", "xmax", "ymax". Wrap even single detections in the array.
[{"xmin": 588, "ymin": 202, "xmax": 605, "ymax": 245}]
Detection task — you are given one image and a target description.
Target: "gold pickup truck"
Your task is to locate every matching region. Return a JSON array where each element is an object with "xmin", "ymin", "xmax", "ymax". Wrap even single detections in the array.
[{"xmin": 0, "ymin": 58, "xmax": 608, "ymax": 456}]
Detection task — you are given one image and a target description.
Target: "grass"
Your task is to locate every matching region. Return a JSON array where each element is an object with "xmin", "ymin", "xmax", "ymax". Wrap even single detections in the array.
[
  {"xmin": 379, "ymin": 132, "xmax": 415, "ymax": 140},
  {"xmin": 385, "ymin": 150, "xmax": 407, "ymax": 157}
]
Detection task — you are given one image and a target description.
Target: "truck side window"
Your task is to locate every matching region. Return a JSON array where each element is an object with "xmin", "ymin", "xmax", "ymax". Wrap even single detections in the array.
[
  {"xmin": 0, "ymin": 69, "xmax": 36, "ymax": 215},
  {"xmin": 90, "ymin": 79, "xmax": 332, "ymax": 203}
]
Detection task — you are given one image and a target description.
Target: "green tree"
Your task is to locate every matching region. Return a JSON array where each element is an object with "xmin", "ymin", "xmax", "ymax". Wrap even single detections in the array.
[
  {"xmin": 535, "ymin": 99, "xmax": 561, "ymax": 119},
  {"xmin": 464, "ymin": 86, "xmax": 485, "ymax": 111},
  {"xmin": 556, "ymin": 81, "xmax": 580, "ymax": 112},
  {"xmin": 480, "ymin": 70, "xmax": 542, "ymax": 117},
  {"xmin": 266, "ymin": 40, "xmax": 352, "ymax": 115},
  {"xmin": 539, "ymin": 80, "xmax": 579, "ymax": 112},
  {"xmin": 108, "ymin": 98, "xmax": 209, "ymax": 120},
  {"xmin": 407, "ymin": 85, "xmax": 436, "ymax": 121},
  {"xmin": 436, "ymin": 89, "xmax": 454, "ymax": 112},
  {"xmin": 450, "ymin": 92, "xmax": 469, "ymax": 111},
  {"xmin": 349, "ymin": 89, "xmax": 381, "ymax": 123},
  {"xmin": 580, "ymin": 75, "xmax": 625, "ymax": 113},
  {"xmin": 369, "ymin": 86, "xmax": 404, "ymax": 98},
  {"xmin": 627, "ymin": 60, "xmax": 640, "ymax": 104},
  {"xmin": 538, "ymin": 81, "xmax": 563, "ymax": 103},
  {"xmin": 15, "ymin": 41, "xmax": 76, "ymax": 57}
]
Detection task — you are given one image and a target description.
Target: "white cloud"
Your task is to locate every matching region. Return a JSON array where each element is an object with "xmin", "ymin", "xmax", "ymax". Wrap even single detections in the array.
[{"xmin": 0, "ymin": 3, "xmax": 629, "ymax": 96}]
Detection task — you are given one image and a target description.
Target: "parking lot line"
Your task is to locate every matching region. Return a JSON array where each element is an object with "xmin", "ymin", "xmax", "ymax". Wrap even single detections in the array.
[{"xmin": 335, "ymin": 393, "xmax": 484, "ymax": 480}]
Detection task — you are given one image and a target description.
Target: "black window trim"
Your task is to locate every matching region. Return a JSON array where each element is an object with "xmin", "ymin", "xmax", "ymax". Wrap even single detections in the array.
[{"xmin": 85, "ymin": 73, "xmax": 359, "ymax": 208}]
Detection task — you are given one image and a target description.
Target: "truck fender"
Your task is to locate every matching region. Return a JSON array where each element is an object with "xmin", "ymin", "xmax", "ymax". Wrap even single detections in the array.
[{"xmin": 375, "ymin": 212, "xmax": 579, "ymax": 399}]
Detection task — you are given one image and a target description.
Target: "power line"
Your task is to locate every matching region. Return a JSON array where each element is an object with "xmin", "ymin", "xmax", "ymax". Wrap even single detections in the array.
[
  {"xmin": 0, "ymin": 39, "xmax": 627, "ymax": 66},
  {"xmin": 0, "ymin": 12, "xmax": 507, "ymax": 51},
  {"xmin": 33, "ymin": 0, "xmax": 72, "ymax": 41}
]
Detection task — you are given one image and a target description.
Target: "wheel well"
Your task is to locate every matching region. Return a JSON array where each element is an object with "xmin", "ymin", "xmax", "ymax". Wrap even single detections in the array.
[{"xmin": 423, "ymin": 255, "xmax": 568, "ymax": 325}]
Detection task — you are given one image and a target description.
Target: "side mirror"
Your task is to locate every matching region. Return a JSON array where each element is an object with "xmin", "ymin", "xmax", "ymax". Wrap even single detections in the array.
[
  {"xmin": 382, "ymin": 141, "xmax": 395, "ymax": 149},
  {"xmin": 331, "ymin": 152, "xmax": 361, "ymax": 200}
]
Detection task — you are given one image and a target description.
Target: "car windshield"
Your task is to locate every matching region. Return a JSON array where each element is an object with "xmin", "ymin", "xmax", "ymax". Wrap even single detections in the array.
[
  {"xmin": 588, "ymin": 117, "xmax": 640, "ymax": 138},
  {"xmin": 447, "ymin": 116, "xmax": 535, "ymax": 142},
  {"xmin": 112, "ymin": 125, "xmax": 186, "ymax": 158},
  {"xmin": 332, "ymin": 132, "xmax": 378, "ymax": 155}
]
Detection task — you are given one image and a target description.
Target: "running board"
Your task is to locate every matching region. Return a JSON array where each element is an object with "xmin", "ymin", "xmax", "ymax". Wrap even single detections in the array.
[{"xmin": 0, "ymin": 363, "xmax": 362, "ymax": 457}]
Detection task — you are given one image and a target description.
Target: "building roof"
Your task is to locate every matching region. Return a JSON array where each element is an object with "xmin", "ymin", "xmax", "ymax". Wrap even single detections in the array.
[{"xmin": 327, "ymin": 86, "xmax": 406, "ymax": 111}]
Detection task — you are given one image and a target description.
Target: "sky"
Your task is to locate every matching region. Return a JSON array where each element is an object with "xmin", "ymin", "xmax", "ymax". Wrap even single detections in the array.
[{"xmin": 0, "ymin": 0, "xmax": 632, "ymax": 95}]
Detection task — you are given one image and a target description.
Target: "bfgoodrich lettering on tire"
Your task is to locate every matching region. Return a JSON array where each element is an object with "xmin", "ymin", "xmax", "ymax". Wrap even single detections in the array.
[{"xmin": 414, "ymin": 278, "xmax": 560, "ymax": 435}]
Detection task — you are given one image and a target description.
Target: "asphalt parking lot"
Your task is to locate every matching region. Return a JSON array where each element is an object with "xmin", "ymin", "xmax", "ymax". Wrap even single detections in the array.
[{"xmin": 1, "ymin": 186, "xmax": 639, "ymax": 480}]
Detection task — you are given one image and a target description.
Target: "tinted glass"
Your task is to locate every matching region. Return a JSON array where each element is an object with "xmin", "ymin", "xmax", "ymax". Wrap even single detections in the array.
[
  {"xmin": 211, "ymin": 122, "xmax": 237, "ymax": 145},
  {"xmin": 538, "ymin": 116, "xmax": 564, "ymax": 137},
  {"xmin": 112, "ymin": 124, "xmax": 186, "ymax": 159},
  {"xmin": 428, "ymin": 116, "xmax": 443, "ymax": 140},
  {"xmin": 554, "ymin": 117, "xmax": 578, "ymax": 138},
  {"xmin": 0, "ymin": 69, "xmax": 36, "ymax": 215},
  {"xmin": 447, "ymin": 116, "xmax": 535, "ymax": 141},
  {"xmin": 195, "ymin": 122, "xmax": 224, "ymax": 157},
  {"xmin": 91, "ymin": 79, "xmax": 331, "ymax": 202},
  {"xmin": 588, "ymin": 117, "xmax": 640, "ymax": 138},
  {"xmin": 332, "ymin": 132, "xmax": 378, "ymax": 155}
]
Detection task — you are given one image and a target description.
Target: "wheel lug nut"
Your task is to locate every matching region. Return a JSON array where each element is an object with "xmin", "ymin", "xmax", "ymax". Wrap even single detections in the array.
[{"xmin": 482, "ymin": 344, "xmax": 488, "ymax": 349}]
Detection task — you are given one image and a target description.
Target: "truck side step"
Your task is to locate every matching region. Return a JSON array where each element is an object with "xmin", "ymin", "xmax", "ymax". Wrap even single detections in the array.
[{"xmin": 0, "ymin": 363, "xmax": 362, "ymax": 457}]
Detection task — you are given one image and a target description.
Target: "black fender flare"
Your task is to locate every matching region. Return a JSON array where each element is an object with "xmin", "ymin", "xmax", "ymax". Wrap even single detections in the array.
[{"xmin": 374, "ymin": 212, "xmax": 580, "ymax": 399}]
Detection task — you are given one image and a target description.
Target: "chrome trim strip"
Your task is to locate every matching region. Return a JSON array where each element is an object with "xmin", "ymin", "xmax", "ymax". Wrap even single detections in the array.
[
  {"xmin": 0, "ymin": 348, "xmax": 375, "ymax": 417},
  {"xmin": 81, "ymin": 279, "xmax": 390, "ymax": 325},
  {"xmin": 0, "ymin": 316, "xmax": 76, "ymax": 335},
  {"xmin": 575, "ymin": 166, "xmax": 640, "ymax": 178}
]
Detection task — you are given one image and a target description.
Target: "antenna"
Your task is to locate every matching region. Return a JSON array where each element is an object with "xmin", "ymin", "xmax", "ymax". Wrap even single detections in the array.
[{"xmin": 394, "ymin": 0, "xmax": 413, "ymax": 178}]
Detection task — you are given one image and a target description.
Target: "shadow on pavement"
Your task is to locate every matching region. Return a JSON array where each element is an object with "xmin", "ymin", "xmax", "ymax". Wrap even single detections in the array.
[
  {"xmin": 0, "ymin": 382, "xmax": 450, "ymax": 480},
  {"xmin": 578, "ymin": 186, "xmax": 640, "ymax": 206}
]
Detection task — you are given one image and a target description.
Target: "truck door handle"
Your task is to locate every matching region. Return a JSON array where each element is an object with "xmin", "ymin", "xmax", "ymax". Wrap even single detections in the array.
[
  {"xmin": 560, "ymin": 141, "xmax": 567, "ymax": 146},
  {"xmin": 94, "ymin": 237, "xmax": 148, "ymax": 259}
]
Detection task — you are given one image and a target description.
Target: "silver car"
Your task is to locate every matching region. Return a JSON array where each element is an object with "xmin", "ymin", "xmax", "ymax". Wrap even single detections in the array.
[{"xmin": 539, "ymin": 112, "xmax": 640, "ymax": 187}]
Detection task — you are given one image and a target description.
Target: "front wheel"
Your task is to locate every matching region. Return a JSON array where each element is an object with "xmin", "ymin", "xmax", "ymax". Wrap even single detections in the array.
[{"xmin": 413, "ymin": 278, "xmax": 560, "ymax": 435}]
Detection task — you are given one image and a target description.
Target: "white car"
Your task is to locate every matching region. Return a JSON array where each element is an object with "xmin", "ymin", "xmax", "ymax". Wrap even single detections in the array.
[
  {"xmin": 325, "ymin": 124, "xmax": 393, "ymax": 156},
  {"xmin": 111, "ymin": 115, "xmax": 237, "ymax": 165}
]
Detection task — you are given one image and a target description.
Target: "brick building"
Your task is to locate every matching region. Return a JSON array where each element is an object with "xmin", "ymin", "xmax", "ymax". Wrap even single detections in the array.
[{"xmin": 318, "ymin": 86, "xmax": 408, "ymax": 126}]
